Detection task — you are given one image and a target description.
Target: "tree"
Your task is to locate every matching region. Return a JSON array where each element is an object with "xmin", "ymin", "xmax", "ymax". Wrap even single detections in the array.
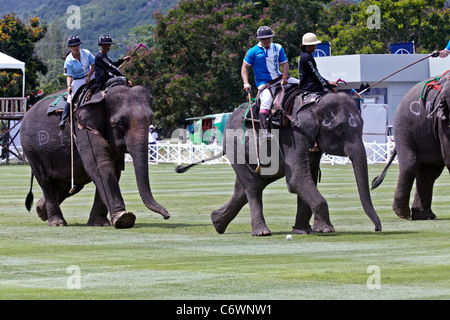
[
  {"xmin": 127, "ymin": 0, "xmax": 327, "ymax": 131},
  {"xmin": 0, "ymin": 13, "xmax": 47, "ymax": 96},
  {"xmin": 320, "ymin": 0, "xmax": 450, "ymax": 55}
]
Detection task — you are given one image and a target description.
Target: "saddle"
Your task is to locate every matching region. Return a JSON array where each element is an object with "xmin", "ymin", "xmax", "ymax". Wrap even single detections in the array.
[
  {"xmin": 421, "ymin": 70, "xmax": 450, "ymax": 118},
  {"xmin": 243, "ymin": 84, "xmax": 323, "ymax": 129}
]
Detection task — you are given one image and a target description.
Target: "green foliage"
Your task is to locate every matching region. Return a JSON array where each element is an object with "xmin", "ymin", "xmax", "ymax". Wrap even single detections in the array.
[
  {"xmin": 127, "ymin": 0, "xmax": 326, "ymax": 130},
  {"xmin": 321, "ymin": 0, "xmax": 450, "ymax": 54},
  {"xmin": 0, "ymin": 71, "xmax": 22, "ymax": 97},
  {"xmin": 0, "ymin": 13, "xmax": 47, "ymax": 96}
]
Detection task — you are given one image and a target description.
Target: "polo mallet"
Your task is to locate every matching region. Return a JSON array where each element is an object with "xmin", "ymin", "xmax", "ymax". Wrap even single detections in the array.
[
  {"xmin": 352, "ymin": 53, "xmax": 433, "ymax": 101},
  {"xmin": 248, "ymin": 91, "xmax": 261, "ymax": 173},
  {"xmin": 118, "ymin": 43, "xmax": 149, "ymax": 70},
  {"xmin": 68, "ymin": 93, "xmax": 76, "ymax": 194}
]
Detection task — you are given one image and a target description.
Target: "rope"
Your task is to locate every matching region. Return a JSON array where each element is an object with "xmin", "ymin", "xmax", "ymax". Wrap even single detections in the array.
[{"xmin": 240, "ymin": 98, "xmax": 256, "ymax": 143}]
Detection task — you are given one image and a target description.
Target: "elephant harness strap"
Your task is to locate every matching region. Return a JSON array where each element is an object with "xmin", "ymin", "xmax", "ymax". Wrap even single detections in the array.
[{"xmin": 420, "ymin": 70, "xmax": 450, "ymax": 119}]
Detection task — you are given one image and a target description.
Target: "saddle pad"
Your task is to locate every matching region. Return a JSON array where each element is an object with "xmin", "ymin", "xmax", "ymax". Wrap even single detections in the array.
[
  {"xmin": 427, "ymin": 70, "xmax": 450, "ymax": 91},
  {"xmin": 46, "ymin": 94, "xmax": 67, "ymax": 114}
]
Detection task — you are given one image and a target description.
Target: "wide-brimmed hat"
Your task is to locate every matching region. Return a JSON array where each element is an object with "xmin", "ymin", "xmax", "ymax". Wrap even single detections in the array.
[
  {"xmin": 257, "ymin": 26, "xmax": 275, "ymax": 39},
  {"xmin": 67, "ymin": 36, "xmax": 83, "ymax": 47},
  {"xmin": 302, "ymin": 33, "xmax": 321, "ymax": 46},
  {"xmin": 98, "ymin": 35, "xmax": 116, "ymax": 45}
]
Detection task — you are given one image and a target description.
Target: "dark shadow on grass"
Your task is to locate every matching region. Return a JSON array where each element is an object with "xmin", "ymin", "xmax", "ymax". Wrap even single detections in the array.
[
  {"xmin": 67, "ymin": 222, "xmax": 211, "ymax": 229},
  {"xmin": 134, "ymin": 223, "xmax": 211, "ymax": 229},
  {"xmin": 271, "ymin": 231, "xmax": 418, "ymax": 236}
]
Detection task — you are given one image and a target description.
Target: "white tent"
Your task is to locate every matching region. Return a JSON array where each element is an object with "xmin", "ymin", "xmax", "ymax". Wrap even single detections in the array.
[{"xmin": 0, "ymin": 52, "xmax": 25, "ymax": 97}]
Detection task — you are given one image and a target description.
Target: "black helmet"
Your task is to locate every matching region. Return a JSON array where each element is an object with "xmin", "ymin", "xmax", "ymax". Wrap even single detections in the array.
[
  {"xmin": 98, "ymin": 35, "xmax": 116, "ymax": 45},
  {"xmin": 257, "ymin": 26, "xmax": 275, "ymax": 39},
  {"xmin": 67, "ymin": 36, "xmax": 83, "ymax": 47}
]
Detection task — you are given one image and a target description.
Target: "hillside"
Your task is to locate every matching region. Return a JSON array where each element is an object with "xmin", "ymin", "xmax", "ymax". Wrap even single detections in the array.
[
  {"xmin": 0, "ymin": 0, "xmax": 179, "ymax": 89},
  {"xmin": 1, "ymin": 0, "xmax": 178, "ymax": 49}
]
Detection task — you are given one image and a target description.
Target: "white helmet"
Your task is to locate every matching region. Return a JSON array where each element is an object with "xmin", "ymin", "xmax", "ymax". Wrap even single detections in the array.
[{"xmin": 302, "ymin": 33, "xmax": 321, "ymax": 46}]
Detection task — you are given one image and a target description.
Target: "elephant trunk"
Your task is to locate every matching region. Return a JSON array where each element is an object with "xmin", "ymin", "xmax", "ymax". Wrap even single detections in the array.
[
  {"xmin": 127, "ymin": 135, "xmax": 170, "ymax": 220},
  {"xmin": 348, "ymin": 142, "xmax": 382, "ymax": 231}
]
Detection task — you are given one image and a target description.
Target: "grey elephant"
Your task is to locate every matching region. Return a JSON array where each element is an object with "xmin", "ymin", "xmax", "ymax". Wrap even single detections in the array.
[
  {"xmin": 177, "ymin": 92, "xmax": 382, "ymax": 235},
  {"xmin": 21, "ymin": 85, "xmax": 170, "ymax": 228},
  {"xmin": 372, "ymin": 74, "xmax": 450, "ymax": 220}
]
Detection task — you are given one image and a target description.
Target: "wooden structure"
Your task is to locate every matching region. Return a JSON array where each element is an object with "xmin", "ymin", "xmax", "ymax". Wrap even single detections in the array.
[{"xmin": 0, "ymin": 97, "xmax": 27, "ymax": 163}]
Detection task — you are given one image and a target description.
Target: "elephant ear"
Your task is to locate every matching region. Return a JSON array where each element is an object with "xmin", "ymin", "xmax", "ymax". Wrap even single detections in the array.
[
  {"xmin": 293, "ymin": 105, "xmax": 319, "ymax": 144},
  {"xmin": 75, "ymin": 100, "xmax": 107, "ymax": 139}
]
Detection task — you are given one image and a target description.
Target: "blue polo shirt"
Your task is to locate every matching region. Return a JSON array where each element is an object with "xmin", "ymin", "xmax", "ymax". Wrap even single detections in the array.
[
  {"xmin": 64, "ymin": 49, "xmax": 95, "ymax": 78},
  {"xmin": 446, "ymin": 40, "xmax": 450, "ymax": 51},
  {"xmin": 243, "ymin": 42, "xmax": 288, "ymax": 87}
]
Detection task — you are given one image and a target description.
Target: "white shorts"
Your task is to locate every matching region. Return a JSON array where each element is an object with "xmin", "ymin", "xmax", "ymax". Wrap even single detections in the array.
[
  {"xmin": 70, "ymin": 73, "xmax": 95, "ymax": 98},
  {"xmin": 258, "ymin": 77, "xmax": 299, "ymax": 113}
]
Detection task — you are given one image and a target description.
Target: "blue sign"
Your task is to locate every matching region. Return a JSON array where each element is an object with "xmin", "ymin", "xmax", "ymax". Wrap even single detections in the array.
[
  {"xmin": 390, "ymin": 42, "xmax": 415, "ymax": 54},
  {"xmin": 313, "ymin": 43, "xmax": 330, "ymax": 57}
]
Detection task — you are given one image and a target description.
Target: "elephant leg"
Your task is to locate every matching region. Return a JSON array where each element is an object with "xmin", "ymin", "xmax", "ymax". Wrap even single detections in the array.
[
  {"xmin": 411, "ymin": 163, "xmax": 443, "ymax": 220},
  {"xmin": 286, "ymin": 172, "xmax": 333, "ymax": 232},
  {"xmin": 36, "ymin": 196, "xmax": 47, "ymax": 221},
  {"xmin": 43, "ymin": 185, "xmax": 67, "ymax": 226},
  {"xmin": 292, "ymin": 196, "xmax": 314, "ymax": 234},
  {"xmin": 211, "ymin": 177, "xmax": 248, "ymax": 234},
  {"xmin": 247, "ymin": 186, "xmax": 270, "ymax": 236},
  {"xmin": 76, "ymin": 129, "xmax": 134, "ymax": 228},
  {"xmin": 393, "ymin": 153, "xmax": 419, "ymax": 219},
  {"xmin": 292, "ymin": 153, "xmax": 321, "ymax": 234},
  {"xmin": 87, "ymin": 188, "xmax": 111, "ymax": 226}
]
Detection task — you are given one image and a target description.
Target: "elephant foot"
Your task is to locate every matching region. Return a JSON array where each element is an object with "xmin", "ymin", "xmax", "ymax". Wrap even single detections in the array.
[
  {"xmin": 292, "ymin": 225, "xmax": 315, "ymax": 235},
  {"xmin": 36, "ymin": 198, "xmax": 47, "ymax": 221},
  {"xmin": 411, "ymin": 208, "xmax": 437, "ymax": 220},
  {"xmin": 112, "ymin": 211, "xmax": 136, "ymax": 229},
  {"xmin": 47, "ymin": 216, "xmax": 67, "ymax": 227},
  {"xmin": 251, "ymin": 226, "xmax": 271, "ymax": 236},
  {"xmin": 87, "ymin": 217, "xmax": 111, "ymax": 227},
  {"xmin": 312, "ymin": 219, "xmax": 335, "ymax": 233},
  {"xmin": 211, "ymin": 210, "xmax": 231, "ymax": 234},
  {"xmin": 393, "ymin": 205, "xmax": 411, "ymax": 220}
]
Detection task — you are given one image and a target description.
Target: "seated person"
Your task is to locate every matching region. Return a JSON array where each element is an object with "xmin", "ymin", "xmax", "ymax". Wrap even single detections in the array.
[
  {"xmin": 298, "ymin": 33, "xmax": 337, "ymax": 94},
  {"xmin": 94, "ymin": 35, "xmax": 132, "ymax": 95},
  {"xmin": 298, "ymin": 33, "xmax": 337, "ymax": 151},
  {"xmin": 60, "ymin": 36, "xmax": 95, "ymax": 129}
]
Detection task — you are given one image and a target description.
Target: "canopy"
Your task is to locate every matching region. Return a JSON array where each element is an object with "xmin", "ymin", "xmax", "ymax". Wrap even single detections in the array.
[{"xmin": 0, "ymin": 52, "xmax": 25, "ymax": 97}]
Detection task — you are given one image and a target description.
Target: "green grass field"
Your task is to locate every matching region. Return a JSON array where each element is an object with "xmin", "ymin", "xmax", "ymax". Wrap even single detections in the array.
[{"xmin": 0, "ymin": 163, "xmax": 449, "ymax": 300}]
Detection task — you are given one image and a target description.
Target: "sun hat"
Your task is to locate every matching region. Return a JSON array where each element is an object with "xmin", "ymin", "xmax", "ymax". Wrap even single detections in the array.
[{"xmin": 302, "ymin": 33, "xmax": 321, "ymax": 46}]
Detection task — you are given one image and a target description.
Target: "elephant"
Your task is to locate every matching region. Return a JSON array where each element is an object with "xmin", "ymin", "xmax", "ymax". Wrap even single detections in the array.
[
  {"xmin": 20, "ymin": 85, "xmax": 170, "ymax": 228},
  {"xmin": 372, "ymin": 74, "xmax": 450, "ymax": 220},
  {"xmin": 177, "ymin": 91, "xmax": 382, "ymax": 236}
]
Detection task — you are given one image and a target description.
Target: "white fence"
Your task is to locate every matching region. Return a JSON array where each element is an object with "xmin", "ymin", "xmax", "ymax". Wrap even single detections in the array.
[{"xmin": 137, "ymin": 140, "xmax": 398, "ymax": 165}]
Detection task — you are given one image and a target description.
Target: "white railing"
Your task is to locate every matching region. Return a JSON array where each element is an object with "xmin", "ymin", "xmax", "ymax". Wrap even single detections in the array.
[{"xmin": 130, "ymin": 140, "xmax": 398, "ymax": 165}]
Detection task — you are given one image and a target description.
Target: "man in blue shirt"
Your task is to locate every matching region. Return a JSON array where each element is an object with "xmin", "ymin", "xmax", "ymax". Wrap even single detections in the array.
[
  {"xmin": 432, "ymin": 39, "xmax": 450, "ymax": 58},
  {"xmin": 60, "ymin": 36, "xmax": 95, "ymax": 129},
  {"xmin": 241, "ymin": 26, "xmax": 299, "ymax": 136}
]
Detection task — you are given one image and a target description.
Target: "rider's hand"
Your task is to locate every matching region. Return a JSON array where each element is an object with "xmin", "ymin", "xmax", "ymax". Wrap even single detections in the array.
[
  {"xmin": 243, "ymin": 83, "xmax": 251, "ymax": 92},
  {"xmin": 431, "ymin": 50, "xmax": 440, "ymax": 58}
]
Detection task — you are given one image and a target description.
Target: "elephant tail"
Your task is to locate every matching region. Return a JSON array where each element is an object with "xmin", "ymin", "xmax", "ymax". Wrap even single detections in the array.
[
  {"xmin": 25, "ymin": 173, "xmax": 34, "ymax": 212},
  {"xmin": 371, "ymin": 148, "xmax": 397, "ymax": 190},
  {"xmin": 175, "ymin": 151, "xmax": 225, "ymax": 173}
]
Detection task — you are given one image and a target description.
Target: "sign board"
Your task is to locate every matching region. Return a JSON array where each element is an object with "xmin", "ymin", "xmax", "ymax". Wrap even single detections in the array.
[
  {"xmin": 361, "ymin": 104, "xmax": 388, "ymax": 144},
  {"xmin": 313, "ymin": 43, "xmax": 330, "ymax": 57}
]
